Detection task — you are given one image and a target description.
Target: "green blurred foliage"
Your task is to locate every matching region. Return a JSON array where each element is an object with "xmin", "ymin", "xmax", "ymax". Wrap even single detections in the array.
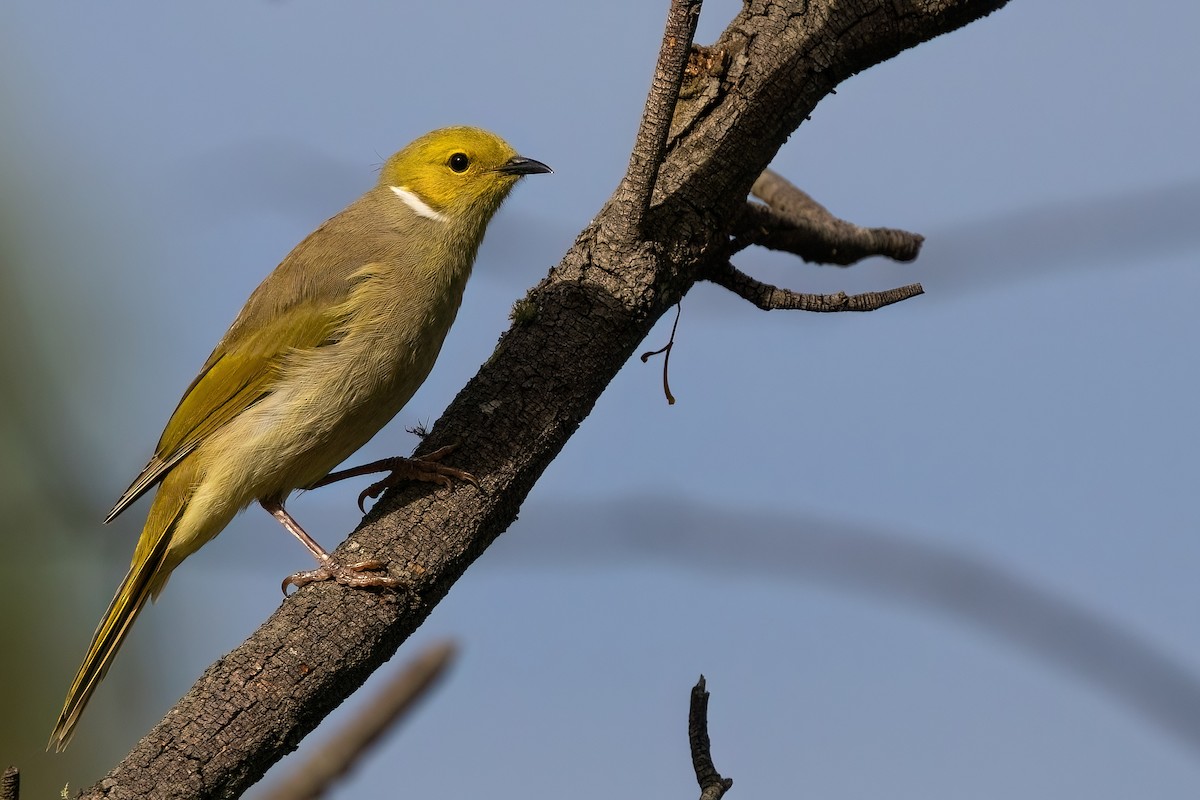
[{"xmin": 0, "ymin": 50, "xmax": 156, "ymax": 797}]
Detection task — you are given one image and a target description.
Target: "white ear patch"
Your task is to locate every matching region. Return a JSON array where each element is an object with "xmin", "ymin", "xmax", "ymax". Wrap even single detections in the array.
[{"xmin": 391, "ymin": 186, "xmax": 448, "ymax": 223}]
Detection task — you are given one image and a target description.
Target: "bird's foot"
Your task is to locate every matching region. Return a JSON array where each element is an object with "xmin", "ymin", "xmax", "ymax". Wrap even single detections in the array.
[
  {"xmin": 281, "ymin": 557, "xmax": 403, "ymax": 594},
  {"xmin": 311, "ymin": 444, "xmax": 478, "ymax": 512}
]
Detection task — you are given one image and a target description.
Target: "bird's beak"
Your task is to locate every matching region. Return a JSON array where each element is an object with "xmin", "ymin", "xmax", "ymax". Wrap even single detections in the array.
[{"xmin": 494, "ymin": 155, "xmax": 553, "ymax": 176}]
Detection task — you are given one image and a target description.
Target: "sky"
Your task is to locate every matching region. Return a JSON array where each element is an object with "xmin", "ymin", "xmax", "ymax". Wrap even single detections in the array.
[{"xmin": 2, "ymin": 1, "xmax": 1199, "ymax": 798}]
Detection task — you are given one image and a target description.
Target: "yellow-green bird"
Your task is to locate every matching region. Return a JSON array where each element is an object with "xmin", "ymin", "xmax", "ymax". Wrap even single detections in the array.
[{"xmin": 50, "ymin": 126, "xmax": 550, "ymax": 751}]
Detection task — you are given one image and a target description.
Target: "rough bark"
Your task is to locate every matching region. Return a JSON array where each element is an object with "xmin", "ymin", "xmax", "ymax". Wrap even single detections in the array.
[{"xmin": 81, "ymin": 1, "xmax": 1009, "ymax": 796}]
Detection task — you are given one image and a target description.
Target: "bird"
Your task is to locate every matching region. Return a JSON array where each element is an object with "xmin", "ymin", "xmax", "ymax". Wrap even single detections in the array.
[{"xmin": 49, "ymin": 126, "xmax": 551, "ymax": 750}]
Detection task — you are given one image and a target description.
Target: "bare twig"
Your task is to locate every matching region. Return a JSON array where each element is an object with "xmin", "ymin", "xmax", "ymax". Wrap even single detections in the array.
[
  {"xmin": 639, "ymin": 302, "xmax": 682, "ymax": 405},
  {"xmin": 689, "ymin": 677, "xmax": 733, "ymax": 800},
  {"xmin": 733, "ymin": 169, "xmax": 924, "ymax": 265},
  {"xmin": 706, "ymin": 261, "xmax": 923, "ymax": 311},
  {"xmin": 618, "ymin": 0, "xmax": 704, "ymax": 228},
  {"xmin": 260, "ymin": 641, "xmax": 457, "ymax": 800}
]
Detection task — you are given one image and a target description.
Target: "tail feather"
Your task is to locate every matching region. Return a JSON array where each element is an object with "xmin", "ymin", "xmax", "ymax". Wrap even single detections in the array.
[{"xmin": 48, "ymin": 520, "xmax": 176, "ymax": 752}]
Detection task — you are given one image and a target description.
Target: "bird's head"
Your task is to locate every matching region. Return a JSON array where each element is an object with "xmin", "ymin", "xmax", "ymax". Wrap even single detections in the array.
[{"xmin": 379, "ymin": 126, "xmax": 551, "ymax": 224}]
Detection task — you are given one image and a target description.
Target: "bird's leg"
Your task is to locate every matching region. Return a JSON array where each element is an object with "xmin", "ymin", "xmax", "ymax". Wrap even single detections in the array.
[
  {"xmin": 260, "ymin": 498, "xmax": 402, "ymax": 594},
  {"xmin": 309, "ymin": 444, "xmax": 478, "ymax": 512}
]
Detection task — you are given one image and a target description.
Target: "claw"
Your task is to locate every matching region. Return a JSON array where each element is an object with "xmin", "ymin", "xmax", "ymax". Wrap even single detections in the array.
[
  {"xmin": 357, "ymin": 483, "xmax": 384, "ymax": 514},
  {"xmin": 281, "ymin": 557, "xmax": 403, "ymax": 595},
  {"xmin": 313, "ymin": 443, "xmax": 479, "ymax": 512}
]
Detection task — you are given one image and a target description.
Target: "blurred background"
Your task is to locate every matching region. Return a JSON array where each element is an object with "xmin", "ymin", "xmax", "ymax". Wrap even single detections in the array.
[{"xmin": 2, "ymin": 1, "xmax": 1199, "ymax": 797}]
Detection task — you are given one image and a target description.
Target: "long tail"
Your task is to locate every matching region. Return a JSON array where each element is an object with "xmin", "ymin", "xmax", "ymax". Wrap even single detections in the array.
[{"xmin": 48, "ymin": 516, "xmax": 177, "ymax": 752}]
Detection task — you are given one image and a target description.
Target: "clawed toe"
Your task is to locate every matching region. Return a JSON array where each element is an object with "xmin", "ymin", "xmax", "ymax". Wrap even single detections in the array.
[
  {"xmin": 357, "ymin": 481, "xmax": 388, "ymax": 514},
  {"xmin": 281, "ymin": 557, "xmax": 403, "ymax": 595},
  {"xmin": 316, "ymin": 446, "xmax": 479, "ymax": 513},
  {"xmin": 353, "ymin": 464, "xmax": 475, "ymax": 512}
]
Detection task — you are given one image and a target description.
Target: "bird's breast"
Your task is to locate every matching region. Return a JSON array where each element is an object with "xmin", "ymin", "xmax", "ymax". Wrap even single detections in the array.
[{"xmin": 241, "ymin": 250, "xmax": 473, "ymax": 492}]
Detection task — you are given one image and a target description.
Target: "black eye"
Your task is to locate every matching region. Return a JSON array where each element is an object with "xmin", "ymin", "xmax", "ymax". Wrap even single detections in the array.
[{"xmin": 448, "ymin": 153, "xmax": 469, "ymax": 173}]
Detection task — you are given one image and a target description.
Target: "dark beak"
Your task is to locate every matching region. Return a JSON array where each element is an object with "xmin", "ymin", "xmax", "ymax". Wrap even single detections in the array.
[{"xmin": 494, "ymin": 155, "xmax": 553, "ymax": 176}]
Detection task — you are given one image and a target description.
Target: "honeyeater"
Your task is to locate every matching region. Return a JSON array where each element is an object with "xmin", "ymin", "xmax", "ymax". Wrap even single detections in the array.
[{"xmin": 49, "ymin": 126, "xmax": 550, "ymax": 750}]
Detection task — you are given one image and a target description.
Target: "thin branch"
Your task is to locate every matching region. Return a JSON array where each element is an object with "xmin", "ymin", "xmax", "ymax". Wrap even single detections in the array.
[
  {"xmin": 689, "ymin": 677, "xmax": 733, "ymax": 800},
  {"xmin": 618, "ymin": 0, "xmax": 704, "ymax": 228},
  {"xmin": 261, "ymin": 641, "xmax": 457, "ymax": 800},
  {"xmin": 731, "ymin": 169, "xmax": 924, "ymax": 265},
  {"xmin": 706, "ymin": 261, "xmax": 923, "ymax": 311},
  {"xmin": 639, "ymin": 302, "xmax": 682, "ymax": 405}
]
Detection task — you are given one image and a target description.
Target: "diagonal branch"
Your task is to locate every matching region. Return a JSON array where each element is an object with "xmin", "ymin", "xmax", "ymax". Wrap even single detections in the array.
[
  {"xmin": 732, "ymin": 169, "xmax": 924, "ymax": 265},
  {"xmin": 81, "ymin": 2, "xmax": 1010, "ymax": 797},
  {"xmin": 706, "ymin": 261, "xmax": 923, "ymax": 311},
  {"xmin": 260, "ymin": 642, "xmax": 456, "ymax": 800}
]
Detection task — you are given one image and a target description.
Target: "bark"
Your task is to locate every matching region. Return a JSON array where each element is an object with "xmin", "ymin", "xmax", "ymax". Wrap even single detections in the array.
[{"xmin": 81, "ymin": 1, "xmax": 1009, "ymax": 796}]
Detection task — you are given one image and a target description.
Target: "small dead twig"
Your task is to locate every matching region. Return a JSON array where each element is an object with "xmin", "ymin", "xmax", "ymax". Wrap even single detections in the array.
[
  {"xmin": 706, "ymin": 261, "xmax": 923, "ymax": 311},
  {"xmin": 732, "ymin": 169, "xmax": 924, "ymax": 265},
  {"xmin": 260, "ymin": 641, "xmax": 457, "ymax": 800},
  {"xmin": 640, "ymin": 302, "xmax": 683, "ymax": 405},
  {"xmin": 689, "ymin": 677, "xmax": 733, "ymax": 800}
]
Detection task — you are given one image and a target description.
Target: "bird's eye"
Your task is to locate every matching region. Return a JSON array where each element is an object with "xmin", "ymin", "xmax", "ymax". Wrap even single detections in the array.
[{"xmin": 448, "ymin": 153, "xmax": 470, "ymax": 173}]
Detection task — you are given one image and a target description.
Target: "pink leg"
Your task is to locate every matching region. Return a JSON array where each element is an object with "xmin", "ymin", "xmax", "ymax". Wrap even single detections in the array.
[{"xmin": 260, "ymin": 498, "xmax": 402, "ymax": 594}]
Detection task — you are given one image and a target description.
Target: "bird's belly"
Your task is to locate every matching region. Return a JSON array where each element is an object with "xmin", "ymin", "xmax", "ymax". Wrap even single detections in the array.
[{"xmin": 196, "ymin": 329, "xmax": 443, "ymax": 509}]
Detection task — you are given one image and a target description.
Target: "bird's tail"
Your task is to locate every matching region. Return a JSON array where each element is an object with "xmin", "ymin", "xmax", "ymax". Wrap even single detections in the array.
[{"xmin": 48, "ymin": 509, "xmax": 180, "ymax": 752}]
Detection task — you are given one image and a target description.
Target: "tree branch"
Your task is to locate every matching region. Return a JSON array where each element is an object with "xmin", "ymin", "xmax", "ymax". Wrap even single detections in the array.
[
  {"xmin": 259, "ymin": 641, "xmax": 456, "ymax": 800},
  {"xmin": 731, "ymin": 169, "xmax": 924, "ymax": 265},
  {"xmin": 617, "ymin": 0, "xmax": 703, "ymax": 231},
  {"xmin": 81, "ymin": 1, "xmax": 1010, "ymax": 796},
  {"xmin": 689, "ymin": 677, "xmax": 733, "ymax": 800},
  {"xmin": 706, "ymin": 261, "xmax": 923, "ymax": 311}
]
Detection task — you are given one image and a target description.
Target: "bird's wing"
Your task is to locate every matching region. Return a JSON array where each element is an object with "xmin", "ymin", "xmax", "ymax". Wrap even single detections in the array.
[
  {"xmin": 105, "ymin": 296, "xmax": 345, "ymax": 524},
  {"xmin": 105, "ymin": 193, "xmax": 405, "ymax": 523}
]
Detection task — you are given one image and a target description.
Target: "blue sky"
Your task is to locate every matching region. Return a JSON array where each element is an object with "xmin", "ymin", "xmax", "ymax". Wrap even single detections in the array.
[{"xmin": 2, "ymin": 1, "xmax": 1199, "ymax": 797}]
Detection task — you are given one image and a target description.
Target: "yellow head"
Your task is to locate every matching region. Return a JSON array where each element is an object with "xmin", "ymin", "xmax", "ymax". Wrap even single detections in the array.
[{"xmin": 379, "ymin": 126, "xmax": 551, "ymax": 223}]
